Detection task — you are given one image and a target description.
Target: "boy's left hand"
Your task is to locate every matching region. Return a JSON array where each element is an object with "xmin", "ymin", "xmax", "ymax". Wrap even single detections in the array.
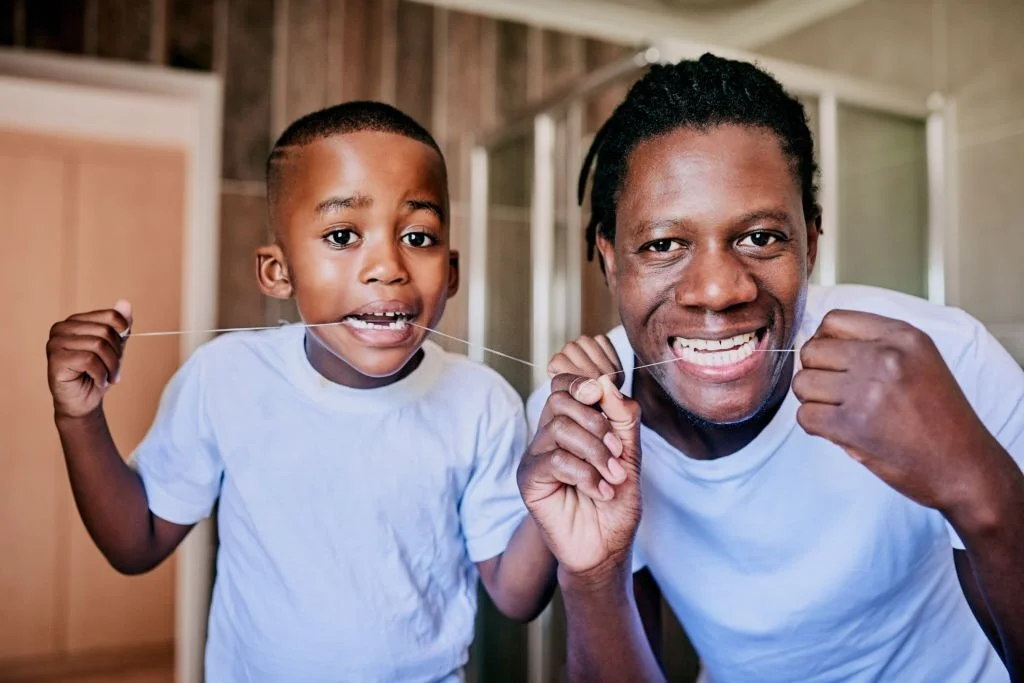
[
  {"xmin": 793, "ymin": 309, "xmax": 1005, "ymax": 519},
  {"xmin": 548, "ymin": 334, "xmax": 624, "ymax": 388}
]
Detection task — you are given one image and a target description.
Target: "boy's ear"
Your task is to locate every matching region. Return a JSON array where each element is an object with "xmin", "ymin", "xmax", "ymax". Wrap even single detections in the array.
[
  {"xmin": 446, "ymin": 250, "xmax": 460, "ymax": 299},
  {"xmin": 257, "ymin": 244, "xmax": 293, "ymax": 299}
]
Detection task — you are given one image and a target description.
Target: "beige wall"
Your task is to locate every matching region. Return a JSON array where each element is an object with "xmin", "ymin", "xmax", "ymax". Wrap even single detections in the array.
[{"xmin": 757, "ymin": 0, "xmax": 1024, "ymax": 358}]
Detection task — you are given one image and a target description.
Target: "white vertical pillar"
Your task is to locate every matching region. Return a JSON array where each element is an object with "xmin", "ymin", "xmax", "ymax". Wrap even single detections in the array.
[
  {"xmin": 817, "ymin": 93, "xmax": 840, "ymax": 286},
  {"xmin": 530, "ymin": 114, "xmax": 557, "ymax": 389},
  {"xmin": 467, "ymin": 146, "xmax": 489, "ymax": 364}
]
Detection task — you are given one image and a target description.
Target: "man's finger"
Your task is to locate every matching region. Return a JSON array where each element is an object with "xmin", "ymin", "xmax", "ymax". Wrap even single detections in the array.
[
  {"xmin": 792, "ymin": 368, "xmax": 847, "ymax": 406},
  {"xmin": 576, "ymin": 336, "xmax": 619, "ymax": 376},
  {"xmin": 551, "ymin": 372, "xmax": 603, "ymax": 405},
  {"xmin": 533, "ymin": 414, "xmax": 626, "ymax": 485},
  {"xmin": 561, "ymin": 342, "xmax": 603, "ymax": 379},
  {"xmin": 817, "ymin": 309, "xmax": 894, "ymax": 341},
  {"xmin": 594, "ymin": 335, "xmax": 621, "ymax": 370},
  {"xmin": 596, "ymin": 375, "xmax": 642, "ymax": 468},
  {"xmin": 546, "ymin": 448, "xmax": 613, "ymax": 501},
  {"xmin": 795, "ymin": 402, "xmax": 845, "ymax": 441}
]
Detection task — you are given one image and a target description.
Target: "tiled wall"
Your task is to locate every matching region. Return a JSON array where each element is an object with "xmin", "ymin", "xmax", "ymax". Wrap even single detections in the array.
[
  {"xmin": 0, "ymin": 0, "xmax": 630, "ymax": 356},
  {"xmin": 757, "ymin": 0, "xmax": 1024, "ymax": 358}
]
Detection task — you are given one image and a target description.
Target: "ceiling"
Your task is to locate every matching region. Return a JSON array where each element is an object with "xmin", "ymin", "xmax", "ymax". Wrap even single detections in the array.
[{"xmin": 427, "ymin": 0, "xmax": 863, "ymax": 50}]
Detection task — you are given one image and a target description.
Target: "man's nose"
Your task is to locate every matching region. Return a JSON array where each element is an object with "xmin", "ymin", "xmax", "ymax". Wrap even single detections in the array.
[{"xmin": 674, "ymin": 245, "xmax": 757, "ymax": 311}]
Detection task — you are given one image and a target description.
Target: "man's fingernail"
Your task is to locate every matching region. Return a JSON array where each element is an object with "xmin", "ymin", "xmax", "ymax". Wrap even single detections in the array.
[
  {"xmin": 607, "ymin": 457, "xmax": 627, "ymax": 483},
  {"xmin": 604, "ymin": 431, "xmax": 623, "ymax": 457}
]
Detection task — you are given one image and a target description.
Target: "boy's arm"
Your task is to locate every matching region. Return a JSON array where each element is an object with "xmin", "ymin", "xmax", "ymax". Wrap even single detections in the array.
[
  {"xmin": 476, "ymin": 516, "xmax": 557, "ymax": 622},
  {"xmin": 57, "ymin": 411, "xmax": 192, "ymax": 574},
  {"xmin": 48, "ymin": 301, "xmax": 193, "ymax": 574}
]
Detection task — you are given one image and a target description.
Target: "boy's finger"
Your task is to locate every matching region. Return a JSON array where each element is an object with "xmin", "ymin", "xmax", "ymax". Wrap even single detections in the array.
[
  {"xmin": 67, "ymin": 308, "xmax": 131, "ymax": 336},
  {"xmin": 113, "ymin": 299, "xmax": 134, "ymax": 333},
  {"xmin": 51, "ymin": 334, "xmax": 121, "ymax": 381},
  {"xmin": 55, "ymin": 349, "xmax": 111, "ymax": 388},
  {"xmin": 50, "ymin": 321, "xmax": 125, "ymax": 354}
]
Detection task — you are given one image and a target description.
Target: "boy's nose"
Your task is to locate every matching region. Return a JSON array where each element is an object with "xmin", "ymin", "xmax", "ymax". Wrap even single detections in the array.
[{"xmin": 360, "ymin": 241, "xmax": 410, "ymax": 286}]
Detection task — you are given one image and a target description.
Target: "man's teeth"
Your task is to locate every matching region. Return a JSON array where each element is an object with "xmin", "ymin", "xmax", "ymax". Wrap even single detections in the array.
[{"xmin": 672, "ymin": 332, "xmax": 758, "ymax": 367}]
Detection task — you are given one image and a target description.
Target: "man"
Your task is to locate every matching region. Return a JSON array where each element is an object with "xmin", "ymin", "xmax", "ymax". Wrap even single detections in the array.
[{"xmin": 517, "ymin": 53, "xmax": 1024, "ymax": 682}]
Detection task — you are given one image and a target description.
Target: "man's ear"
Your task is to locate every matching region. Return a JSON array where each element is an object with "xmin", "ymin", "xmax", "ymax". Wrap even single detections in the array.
[
  {"xmin": 806, "ymin": 212, "xmax": 821, "ymax": 278},
  {"xmin": 257, "ymin": 243, "xmax": 293, "ymax": 299},
  {"xmin": 446, "ymin": 250, "xmax": 460, "ymax": 299},
  {"xmin": 595, "ymin": 234, "xmax": 618, "ymax": 296}
]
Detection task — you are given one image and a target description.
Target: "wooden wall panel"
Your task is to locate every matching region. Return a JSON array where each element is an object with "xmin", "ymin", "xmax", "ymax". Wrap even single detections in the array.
[
  {"xmin": 222, "ymin": 0, "xmax": 275, "ymax": 181},
  {"xmin": 218, "ymin": 191, "xmax": 268, "ymax": 329},
  {"xmin": 495, "ymin": 21, "xmax": 530, "ymax": 124},
  {"xmin": 25, "ymin": 0, "xmax": 83, "ymax": 53},
  {"xmin": 168, "ymin": 0, "xmax": 215, "ymax": 71},
  {"xmin": 0, "ymin": 139, "xmax": 66, "ymax": 661},
  {"xmin": 94, "ymin": 0, "xmax": 152, "ymax": 62},
  {"xmin": 284, "ymin": 0, "xmax": 331, "ymax": 124},
  {"xmin": 335, "ymin": 0, "xmax": 386, "ymax": 102},
  {"xmin": 541, "ymin": 30, "xmax": 585, "ymax": 97},
  {"xmin": 396, "ymin": 0, "xmax": 435, "ymax": 129},
  {"xmin": 0, "ymin": 0, "xmax": 15, "ymax": 45},
  {"xmin": 65, "ymin": 144, "xmax": 184, "ymax": 654}
]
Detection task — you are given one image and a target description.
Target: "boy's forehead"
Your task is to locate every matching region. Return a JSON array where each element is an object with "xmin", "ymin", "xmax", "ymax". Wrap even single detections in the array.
[{"xmin": 274, "ymin": 131, "xmax": 448, "ymax": 208}]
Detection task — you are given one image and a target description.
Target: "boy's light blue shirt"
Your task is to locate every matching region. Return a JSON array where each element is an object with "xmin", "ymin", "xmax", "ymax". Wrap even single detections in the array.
[{"xmin": 132, "ymin": 325, "xmax": 528, "ymax": 682}]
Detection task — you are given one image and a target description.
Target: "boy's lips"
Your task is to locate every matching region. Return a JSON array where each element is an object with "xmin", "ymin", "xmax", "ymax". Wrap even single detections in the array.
[{"xmin": 339, "ymin": 300, "xmax": 420, "ymax": 346}]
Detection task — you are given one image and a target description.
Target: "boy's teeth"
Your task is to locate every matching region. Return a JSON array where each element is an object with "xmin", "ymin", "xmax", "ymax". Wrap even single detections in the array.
[{"xmin": 344, "ymin": 318, "xmax": 408, "ymax": 330}]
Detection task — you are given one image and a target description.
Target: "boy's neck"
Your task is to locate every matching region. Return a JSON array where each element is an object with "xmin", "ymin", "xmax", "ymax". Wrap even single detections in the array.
[{"xmin": 303, "ymin": 331, "xmax": 425, "ymax": 390}]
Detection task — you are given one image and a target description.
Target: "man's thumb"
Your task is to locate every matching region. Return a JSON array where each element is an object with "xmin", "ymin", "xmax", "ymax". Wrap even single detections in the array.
[{"xmin": 597, "ymin": 375, "xmax": 641, "ymax": 465}]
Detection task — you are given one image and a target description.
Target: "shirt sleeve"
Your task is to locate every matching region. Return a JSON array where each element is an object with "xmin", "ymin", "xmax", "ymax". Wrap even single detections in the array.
[
  {"xmin": 946, "ymin": 316, "xmax": 1024, "ymax": 549},
  {"xmin": 460, "ymin": 387, "xmax": 530, "ymax": 563},
  {"xmin": 129, "ymin": 349, "xmax": 223, "ymax": 526}
]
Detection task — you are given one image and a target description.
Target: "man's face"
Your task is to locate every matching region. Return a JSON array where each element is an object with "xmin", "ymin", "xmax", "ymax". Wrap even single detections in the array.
[{"xmin": 599, "ymin": 124, "xmax": 818, "ymax": 424}]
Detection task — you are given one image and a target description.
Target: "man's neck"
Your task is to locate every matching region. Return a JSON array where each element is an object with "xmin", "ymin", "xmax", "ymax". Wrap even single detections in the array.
[{"xmin": 632, "ymin": 355, "xmax": 794, "ymax": 461}]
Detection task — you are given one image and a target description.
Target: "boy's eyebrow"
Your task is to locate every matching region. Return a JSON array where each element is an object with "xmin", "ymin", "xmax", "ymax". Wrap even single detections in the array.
[
  {"xmin": 406, "ymin": 199, "xmax": 445, "ymax": 221},
  {"xmin": 316, "ymin": 194, "xmax": 372, "ymax": 218}
]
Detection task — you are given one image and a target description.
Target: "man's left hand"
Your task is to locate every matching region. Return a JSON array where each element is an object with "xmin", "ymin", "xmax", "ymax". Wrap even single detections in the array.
[{"xmin": 793, "ymin": 309, "xmax": 1004, "ymax": 517}]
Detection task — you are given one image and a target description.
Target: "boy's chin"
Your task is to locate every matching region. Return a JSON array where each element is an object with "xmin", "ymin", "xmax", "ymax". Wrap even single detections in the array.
[{"xmin": 341, "ymin": 347, "xmax": 421, "ymax": 379}]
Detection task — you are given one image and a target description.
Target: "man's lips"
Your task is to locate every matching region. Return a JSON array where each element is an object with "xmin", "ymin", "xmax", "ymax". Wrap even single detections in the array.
[{"xmin": 666, "ymin": 327, "xmax": 769, "ymax": 380}]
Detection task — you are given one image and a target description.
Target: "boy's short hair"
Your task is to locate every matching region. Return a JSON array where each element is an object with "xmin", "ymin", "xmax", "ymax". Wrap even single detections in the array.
[{"xmin": 266, "ymin": 101, "xmax": 445, "ymax": 209}]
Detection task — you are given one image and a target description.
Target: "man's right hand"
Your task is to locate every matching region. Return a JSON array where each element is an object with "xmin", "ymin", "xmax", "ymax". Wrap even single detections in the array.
[
  {"xmin": 47, "ymin": 300, "xmax": 133, "ymax": 420},
  {"xmin": 518, "ymin": 373, "xmax": 643, "ymax": 578}
]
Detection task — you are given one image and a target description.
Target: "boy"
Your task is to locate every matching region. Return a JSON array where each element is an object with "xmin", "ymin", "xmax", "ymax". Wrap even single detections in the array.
[{"xmin": 45, "ymin": 102, "xmax": 556, "ymax": 682}]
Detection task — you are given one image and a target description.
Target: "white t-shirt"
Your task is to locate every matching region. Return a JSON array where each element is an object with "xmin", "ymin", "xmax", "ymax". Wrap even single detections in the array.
[
  {"xmin": 133, "ymin": 325, "xmax": 528, "ymax": 683},
  {"xmin": 527, "ymin": 284, "xmax": 1024, "ymax": 683}
]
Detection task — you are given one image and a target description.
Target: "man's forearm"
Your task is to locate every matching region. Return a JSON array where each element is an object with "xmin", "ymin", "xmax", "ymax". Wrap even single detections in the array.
[
  {"xmin": 560, "ymin": 561, "xmax": 665, "ymax": 683},
  {"xmin": 947, "ymin": 445, "xmax": 1024, "ymax": 680},
  {"xmin": 56, "ymin": 410, "xmax": 170, "ymax": 574}
]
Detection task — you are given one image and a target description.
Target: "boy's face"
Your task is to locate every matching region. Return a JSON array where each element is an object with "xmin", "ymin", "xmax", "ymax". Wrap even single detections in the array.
[{"xmin": 259, "ymin": 131, "xmax": 456, "ymax": 380}]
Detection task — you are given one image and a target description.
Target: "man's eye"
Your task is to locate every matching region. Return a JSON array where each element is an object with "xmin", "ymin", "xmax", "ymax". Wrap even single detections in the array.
[
  {"xmin": 402, "ymin": 232, "xmax": 437, "ymax": 248},
  {"xmin": 325, "ymin": 229, "xmax": 359, "ymax": 247},
  {"xmin": 645, "ymin": 239, "xmax": 681, "ymax": 253},
  {"xmin": 738, "ymin": 231, "xmax": 779, "ymax": 248}
]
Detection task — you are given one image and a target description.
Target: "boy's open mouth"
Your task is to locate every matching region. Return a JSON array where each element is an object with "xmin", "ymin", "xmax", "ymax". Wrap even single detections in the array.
[{"xmin": 342, "ymin": 311, "xmax": 415, "ymax": 331}]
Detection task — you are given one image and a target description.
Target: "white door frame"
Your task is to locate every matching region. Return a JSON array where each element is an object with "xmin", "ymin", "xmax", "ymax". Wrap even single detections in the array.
[{"xmin": 0, "ymin": 49, "xmax": 222, "ymax": 683}]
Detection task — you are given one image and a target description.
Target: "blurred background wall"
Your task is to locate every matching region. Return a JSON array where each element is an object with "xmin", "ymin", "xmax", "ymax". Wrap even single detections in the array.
[{"xmin": 0, "ymin": 1, "xmax": 1021, "ymax": 682}]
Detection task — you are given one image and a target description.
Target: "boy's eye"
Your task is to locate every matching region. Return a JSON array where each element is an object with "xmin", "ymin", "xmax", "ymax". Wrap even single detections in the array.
[
  {"xmin": 401, "ymin": 232, "xmax": 437, "ymax": 248},
  {"xmin": 737, "ymin": 231, "xmax": 780, "ymax": 248},
  {"xmin": 325, "ymin": 229, "xmax": 359, "ymax": 247},
  {"xmin": 644, "ymin": 239, "xmax": 682, "ymax": 253}
]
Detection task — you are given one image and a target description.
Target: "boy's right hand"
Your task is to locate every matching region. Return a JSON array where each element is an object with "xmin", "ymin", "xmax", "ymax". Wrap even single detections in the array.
[
  {"xmin": 518, "ymin": 374, "xmax": 642, "ymax": 580},
  {"xmin": 47, "ymin": 300, "xmax": 133, "ymax": 420},
  {"xmin": 547, "ymin": 334, "xmax": 625, "ymax": 389}
]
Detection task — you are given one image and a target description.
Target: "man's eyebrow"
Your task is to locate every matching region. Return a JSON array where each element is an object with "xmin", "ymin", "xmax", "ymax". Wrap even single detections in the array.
[
  {"xmin": 315, "ymin": 194, "xmax": 373, "ymax": 218},
  {"xmin": 735, "ymin": 209, "xmax": 793, "ymax": 226},
  {"xmin": 406, "ymin": 199, "xmax": 445, "ymax": 221}
]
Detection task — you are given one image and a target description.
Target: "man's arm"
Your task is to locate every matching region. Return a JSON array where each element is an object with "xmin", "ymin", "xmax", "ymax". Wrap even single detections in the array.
[
  {"xmin": 947, "ymin": 449, "xmax": 1024, "ymax": 679},
  {"xmin": 477, "ymin": 516, "xmax": 558, "ymax": 622},
  {"xmin": 561, "ymin": 561, "xmax": 665, "ymax": 683}
]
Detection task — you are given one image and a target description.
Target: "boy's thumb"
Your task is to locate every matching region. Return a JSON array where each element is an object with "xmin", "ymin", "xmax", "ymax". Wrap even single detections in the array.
[
  {"xmin": 597, "ymin": 375, "xmax": 641, "ymax": 466},
  {"xmin": 113, "ymin": 299, "xmax": 133, "ymax": 327}
]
